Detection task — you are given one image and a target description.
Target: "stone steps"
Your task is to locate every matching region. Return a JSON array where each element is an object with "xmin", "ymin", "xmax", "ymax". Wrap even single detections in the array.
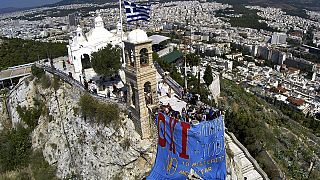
[{"xmin": 242, "ymin": 164, "xmax": 255, "ymax": 174}]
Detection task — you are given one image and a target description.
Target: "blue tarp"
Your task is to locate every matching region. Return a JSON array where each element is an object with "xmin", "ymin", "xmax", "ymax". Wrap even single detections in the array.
[{"xmin": 147, "ymin": 112, "xmax": 226, "ymax": 180}]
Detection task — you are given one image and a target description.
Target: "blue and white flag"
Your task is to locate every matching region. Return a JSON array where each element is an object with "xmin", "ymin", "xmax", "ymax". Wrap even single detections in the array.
[{"xmin": 124, "ymin": 1, "xmax": 151, "ymax": 22}]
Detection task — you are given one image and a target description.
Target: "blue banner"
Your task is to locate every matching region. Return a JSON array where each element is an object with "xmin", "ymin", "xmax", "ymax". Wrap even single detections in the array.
[{"xmin": 147, "ymin": 112, "xmax": 226, "ymax": 180}]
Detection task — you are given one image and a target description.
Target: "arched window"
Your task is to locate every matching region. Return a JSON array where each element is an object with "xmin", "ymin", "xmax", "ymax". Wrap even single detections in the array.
[
  {"xmin": 140, "ymin": 48, "xmax": 148, "ymax": 66},
  {"xmin": 125, "ymin": 50, "xmax": 130, "ymax": 66},
  {"xmin": 129, "ymin": 50, "xmax": 134, "ymax": 67},
  {"xmin": 144, "ymin": 81, "xmax": 152, "ymax": 105},
  {"xmin": 130, "ymin": 82, "xmax": 136, "ymax": 107},
  {"xmin": 81, "ymin": 54, "xmax": 91, "ymax": 69}
]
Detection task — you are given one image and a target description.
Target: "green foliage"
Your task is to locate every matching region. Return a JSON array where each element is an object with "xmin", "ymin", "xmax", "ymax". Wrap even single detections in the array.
[
  {"xmin": 30, "ymin": 150, "xmax": 57, "ymax": 180},
  {"xmin": 152, "ymin": 52, "xmax": 160, "ymax": 62},
  {"xmin": 217, "ymin": 5, "xmax": 278, "ymax": 31},
  {"xmin": 154, "ymin": 55, "xmax": 185, "ymax": 87},
  {"xmin": 278, "ymin": 104, "xmax": 320, "ymax": 135},
  {"xmin": 287, "ymin": 38, "xmax": 301, "ymax": 47},
  {"xmin": 0, "ymin": 128, "xmax": 57, "ymax": 178},
  {"xmin": 186, "ymin": 53, "xmax": 200, "ymax": 67},
  {"xmin": 52, "ymin": 75, "xmax": 61, "ymax": 91},
  {"xmin": 214, "ymin": 0, "xmax": 314, "ymax": 19},
  {"xmin": 302, "ymin": 53, "xmax": 320, "ymax": 64},
  {"xmin": 203, "ymin": 65, "xmax": 213, "ymax": 86},
  {"xmin": 78, "ymin": 93, "xmax": 120, "ymax": 126},
  {"xmin": 170, "ymin": 66, "xmax": 184, "ymax": 86},
  {"xmin": 16, "ymin": 106, "xmax": 41, "ymax": 130},
  {"xmin": 91, "ymin": 44, "xmax": 121, "ymax": 77},
  {"xmin": 0, "ymin": 38, "xmax": 67, "ymax": 70},
  {"xmin": 156, "ymin": 55, "xmax": 212, "ymax": 104},
  {"xmin": 31, "ymin": 66, "xmax": 54, "ymax": 89},
  {"xmin": 0, "ymin": 125, "xmax": 32, "ymax": 172},
  {"xmin": 220, "ymin": 79, "xmax": 320, "ymax": 178},
  {"xmin": 16, "ymin": 98, "xmax": 44, "ymax": 130},
  {"xmin": 31, "ymin": 65, "xmax": 45, "ymax": 79},
  {"xmin": 40, "ymin": 74, "xmax": 52, "ymax": 89},
  {"xmin": 0, "ymin": 96, "xmax": 57, "ymax": 178}
]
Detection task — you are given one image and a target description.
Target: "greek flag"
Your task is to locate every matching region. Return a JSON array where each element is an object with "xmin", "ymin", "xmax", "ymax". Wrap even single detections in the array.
[{"xmin": 124, "ymin": 1, "xmax": 151, "ymax": 22}]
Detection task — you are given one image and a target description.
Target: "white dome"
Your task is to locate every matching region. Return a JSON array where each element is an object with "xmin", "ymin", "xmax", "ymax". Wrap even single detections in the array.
[
  {"xmin": 87, "ymin": 27, "xmax": 113, "ymax": 44},
  {"xmin": 127, "ymin": 29, "xmax": 149, "ymax": 43},
  {"xmin": 94, "ymin": 14, "xmax": 104, "ymax": 28},
  {"xmin": 95, "ymin": 15, "xmax": 103, "ymax": 23}
]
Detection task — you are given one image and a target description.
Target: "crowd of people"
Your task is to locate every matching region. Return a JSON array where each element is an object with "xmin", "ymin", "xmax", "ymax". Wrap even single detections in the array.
[{"xmin": 156, "ymin": 103, "xmax": 221, "ymax": 124}]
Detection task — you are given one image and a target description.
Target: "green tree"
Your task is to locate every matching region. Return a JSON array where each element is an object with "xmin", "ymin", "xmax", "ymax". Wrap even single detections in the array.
[
  {"xmin": 31, "ymin": 65, "xmax": 45, "ymax": 79},
  {"xmin": 203, "ymin": 65, "xmax": 213, "ymax": 86},
  {"xmin": 0, "ymin": 38, "xmax": 67, "ymax": 70},
  {"xmin": 0, "ymin": 125, "xmax": 32, "ymax": 172},
  {"xmin": 186, "ymin": 53, "xmax": 200, "ymax": 67},
  {"xmin": 91, "ymin": 44, "xmax": 121, "ymax": 77}
]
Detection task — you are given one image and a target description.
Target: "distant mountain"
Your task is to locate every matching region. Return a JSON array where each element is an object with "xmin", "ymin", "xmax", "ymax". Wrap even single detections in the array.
[
  {"xmin": 214, "ymin": 0, "xmax": 320, "ymax": 11},
  {"xmin": 0, "ymin": 7, "xmax": 23, "ymax": 14},
  {"xmin": 53, "ymin": 0, "xmax": 116, "ymax": 6}
]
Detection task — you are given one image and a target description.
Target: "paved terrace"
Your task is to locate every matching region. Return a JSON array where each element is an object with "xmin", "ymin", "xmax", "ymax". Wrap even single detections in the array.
[{"xmin": 0, "ymin": 63, "xmax": 33, "ymax": 87}]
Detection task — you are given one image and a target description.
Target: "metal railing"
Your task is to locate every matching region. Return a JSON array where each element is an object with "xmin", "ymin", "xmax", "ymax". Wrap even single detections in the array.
[
  {"xmin": 153, "ymin": 61, "xmax": 183, "ymax": 98},
  {"xmin": 35, "ymin": 63, "xmax": 126, "ymax": 107}
]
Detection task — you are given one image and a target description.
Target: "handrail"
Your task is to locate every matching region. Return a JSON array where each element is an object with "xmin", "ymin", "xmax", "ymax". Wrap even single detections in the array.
[
  {"xmin": 226, "ymin": 131, "xmax": 270, "ymax": 180},
  {"xmin": 153, "ymin": 61, "xmax": 183, "ymax": 98},
  {"xmin": 35, "ymin": 63, "xmax": 126, "ymax": 107}
]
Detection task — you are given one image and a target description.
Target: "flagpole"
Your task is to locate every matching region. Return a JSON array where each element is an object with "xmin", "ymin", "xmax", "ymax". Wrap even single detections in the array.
[{"xmin": 119, "ymin": 0, "xmax": 126, "ymax": 67}]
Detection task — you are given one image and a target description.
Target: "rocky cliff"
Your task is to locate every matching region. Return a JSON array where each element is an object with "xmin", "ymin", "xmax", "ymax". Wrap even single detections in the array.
[{"xmin": 3, "ymin": 75, "xmax": 156, "ymax": 179}]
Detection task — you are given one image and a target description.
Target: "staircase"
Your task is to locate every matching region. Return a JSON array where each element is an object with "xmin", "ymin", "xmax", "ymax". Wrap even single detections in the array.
[{"xmin": 225, "ymin": 132, "xmax": 267, "ymax": 180}]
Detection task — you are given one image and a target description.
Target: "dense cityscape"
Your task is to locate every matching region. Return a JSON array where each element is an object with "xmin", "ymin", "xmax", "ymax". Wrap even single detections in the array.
[{"xmin": 0, "ymin": 0, "xmax": 320, "ymax": 179}]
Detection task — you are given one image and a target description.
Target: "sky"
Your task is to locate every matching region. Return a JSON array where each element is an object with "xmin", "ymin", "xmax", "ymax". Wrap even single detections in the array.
[{"xmin": 1, "ymin": 0, "xmax": 61, "ymax": 8}]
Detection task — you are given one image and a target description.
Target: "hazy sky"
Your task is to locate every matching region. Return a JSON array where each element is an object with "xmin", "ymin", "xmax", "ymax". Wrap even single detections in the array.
[{"xmin": 1, "ymin": 0, "xmax": 61, "ymax": 8}]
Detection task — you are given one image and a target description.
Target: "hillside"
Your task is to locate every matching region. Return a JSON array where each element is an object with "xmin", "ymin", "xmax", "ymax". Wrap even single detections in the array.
[
  {"xmin": 213, "ymin": 0, "xmax": 320, "ymax": 18},
  {"xmin": 53, "ymin": 0, "xmax": 117, "ymax": 6},
  {"xmin": 219, "ymin": 78, "xmax": 320, "ymax": 179},
  {"xmin": 0, "ymin": 38, "xmax": 67, "ymax": 70}
]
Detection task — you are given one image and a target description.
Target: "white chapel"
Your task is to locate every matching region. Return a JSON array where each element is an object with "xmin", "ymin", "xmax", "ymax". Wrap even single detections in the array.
[{"xmin": 67, "ymin": 13, "xmax": 125, "ymax": 82}]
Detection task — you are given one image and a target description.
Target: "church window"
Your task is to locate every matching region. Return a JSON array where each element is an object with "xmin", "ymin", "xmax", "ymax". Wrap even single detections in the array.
[
  {"xmin": 130, "ymin": 50, "xmax": 135, "ymax": 67},
  {"xmin": 140, "ymin": 48, "xmax": 148, "ymax": 66},
  {"xmin": 130, "ymin": 82, "xmax": 136, "ymax": 107},
  {"xmin": 81, "ymin": 54, "xmax": 92, "ymax": 69},
  {"xmin": 144, "ymin": 82, "xmax": 152, "ymax": 105}
]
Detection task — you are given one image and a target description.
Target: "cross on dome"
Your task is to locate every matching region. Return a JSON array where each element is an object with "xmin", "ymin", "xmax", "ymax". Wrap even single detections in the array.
[{"xmin": 95, "ymin": 13, "xmax": 104, "ymax": 28}]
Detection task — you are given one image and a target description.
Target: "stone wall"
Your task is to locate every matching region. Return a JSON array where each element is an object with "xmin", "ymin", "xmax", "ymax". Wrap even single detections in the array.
[{"xmin": 226, "ymin": 132, "xmax": 269, "ymax": 180}]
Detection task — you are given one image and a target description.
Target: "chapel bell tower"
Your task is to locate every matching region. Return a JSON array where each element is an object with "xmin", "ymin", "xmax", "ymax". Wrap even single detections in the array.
[{"xmin": 124, "ymin": 29, "xmax": 159, "ymax": 139}]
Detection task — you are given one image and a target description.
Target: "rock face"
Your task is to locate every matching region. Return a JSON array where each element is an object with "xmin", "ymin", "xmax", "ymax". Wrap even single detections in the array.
[
  {"xmin": 0, "ymin": 97, "xmax": 6, "ymax": 131},
  {"xmin": 4, "ymin": 75, "xmax": 156, "ymax": 179}
]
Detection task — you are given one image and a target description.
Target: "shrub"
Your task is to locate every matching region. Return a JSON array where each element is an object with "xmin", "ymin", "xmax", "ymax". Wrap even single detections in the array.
[
  {"xmin": 78, "ymin": 93, "xmax": 120, "ymax": 126},
  {"xmin": 17, "ymin": 105, "xmax": 43, "ymax": 130},
  {"xmin": 30, "ymin": 150, "xmax": 57, "ymax": 180},
  {"xmin": 0, "ymin": 125, "xmax": 32, "ymax": 173},
  {"xmin": 52, "ymin": 75, "xmax": 60, "ymax": 91},
  {"xmin": 40, "ymin": 75, "xmax": 51, "ymax": 89},
  {"xmin": 31, "ymin": 65, "xmax": 45, "ymax": 79}
]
